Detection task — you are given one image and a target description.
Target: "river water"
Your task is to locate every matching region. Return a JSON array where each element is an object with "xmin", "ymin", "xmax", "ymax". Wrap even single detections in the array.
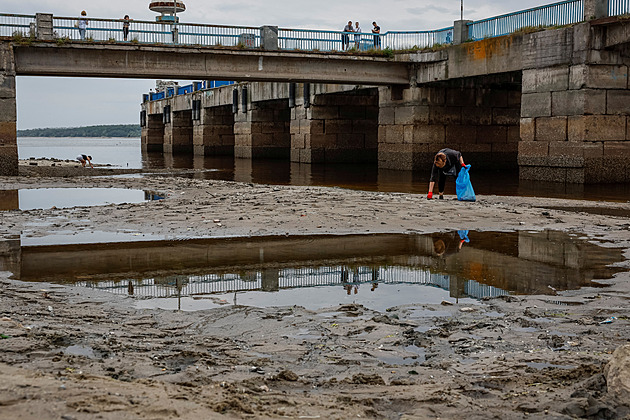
[{"xmin": 17, "ymin": 137, "xmax": 630, "ymax": 201}]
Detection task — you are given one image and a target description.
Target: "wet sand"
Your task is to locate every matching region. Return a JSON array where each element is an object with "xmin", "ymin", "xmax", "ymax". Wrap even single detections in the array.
[{"xmin": 1, "ymin": 165, "xmax": 630, "ymax": 419}]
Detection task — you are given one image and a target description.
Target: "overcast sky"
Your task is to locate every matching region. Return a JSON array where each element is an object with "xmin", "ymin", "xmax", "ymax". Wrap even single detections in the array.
[{"xmin": 7, "ymin": 0, "xmax": 548, "ymax": 129}]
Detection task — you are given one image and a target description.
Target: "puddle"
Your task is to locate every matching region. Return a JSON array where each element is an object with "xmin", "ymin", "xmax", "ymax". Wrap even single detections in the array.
[
  {"xmin": 374, "ymin": 344, "xmax": 426, "ymax": 366},
  {"xmin": 0, "ymin": 188, "xmax": 164, "ymax": 211},
  {"xmin": 0, "ymin": 230, "xmax": 625, "ymax": 312},
  {"xmin": 64, "ymin": 345, "xmax": 97, "ymax": 359},
  {"xmin": 526, "ymin": 361, "xmax": 577, "ymax": 370}
]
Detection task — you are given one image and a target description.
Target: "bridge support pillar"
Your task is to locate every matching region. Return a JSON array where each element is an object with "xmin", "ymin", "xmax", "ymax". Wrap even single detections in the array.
[
  {"xmin": 141, "ymin": 113, "xmax": 165, "ymax": 153},
  {"xmin": 378, "ymin": 80, "xmax": 521, "ymax": 171},
  {"xmin": 290, "ymin": 87, "xmax": 378, "ymax": 163},
  {"xmin": 234, "ymin": 99, "xmax": 290, "ymax": 159},
  {"xmin": 164, "ymin": 110, "xmax": 193, "ymax": 154},
  {"xmin": 519, "ymin": 61, "xmax": 630, "ymax": 183},
  {"xmin": 193, "ymin": 105, "xmax": 234, "ymax": 156},
  {"xmin": 0, "ymin": 44, "xmax": 17, "ymax": 176}
]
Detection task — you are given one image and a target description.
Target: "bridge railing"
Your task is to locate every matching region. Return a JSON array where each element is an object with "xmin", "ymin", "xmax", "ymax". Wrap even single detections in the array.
[
  {"xmin": 176, "ymin": 22, "xmax": 260, "ymax": 47},
  {"xmin": 383, "ymin": 27, "xmax": 454, "ymax": 50},
  {"xmin": 609, "ymin": 0, "xmax": 630, "ymax": 15},
  {"xmin": 51, "ymin": 16, "xmax": 261, "ymax": 47},
  {"xmin": 468, "ymin": 0, "xmax": 584, "ymax": 40},
  {"xmin": 0, "ymin": 13, "xmax": 35, "ymax": 37},
  {"xmin": 278, "ymin": 27, "xmax": 454, "ymax": 52}
]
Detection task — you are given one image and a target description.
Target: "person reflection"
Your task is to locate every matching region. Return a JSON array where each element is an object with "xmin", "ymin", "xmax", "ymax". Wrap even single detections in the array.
[
  {"xmin": 341, "ymin": 266, "xmax": 359, "ymax": 295},
  {"xmin": 434, "ymin": 230, "xmax": 470, "ymax": 257},
  {"xmin": 370, "ymin": 267, "xmax": 379, "ymax": 291}
]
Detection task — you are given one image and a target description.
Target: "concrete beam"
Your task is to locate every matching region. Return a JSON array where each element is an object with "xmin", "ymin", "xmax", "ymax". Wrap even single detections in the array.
[{"xmin": 11, "ymin": 43, "xmax": 410, "ymax": 85}]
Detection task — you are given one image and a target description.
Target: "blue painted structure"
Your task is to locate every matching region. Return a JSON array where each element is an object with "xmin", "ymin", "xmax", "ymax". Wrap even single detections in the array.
[{"xmin": 146, "ymin": 80, "xmax": 235, "ymax": 102}]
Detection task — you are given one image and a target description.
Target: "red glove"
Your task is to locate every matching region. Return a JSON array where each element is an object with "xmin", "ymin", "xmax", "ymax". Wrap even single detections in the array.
[
  {"xmin": 427, "ymin": 192, "xmax": 433, "ymax": 199},
  {"xmin": 461, "ymin": 162, "xmax": 466, "ymax": 167}
]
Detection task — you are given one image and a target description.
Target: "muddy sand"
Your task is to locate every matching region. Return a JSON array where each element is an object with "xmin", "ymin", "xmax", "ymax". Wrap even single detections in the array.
[{"xmin": 1, "ymin": 164, "xmax": 630, "ymax": 419}]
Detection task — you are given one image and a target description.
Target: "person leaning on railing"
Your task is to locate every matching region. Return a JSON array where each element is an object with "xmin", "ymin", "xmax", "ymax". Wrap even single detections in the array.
[
  {"xmin": 372, "ymin": 21, "xmax": 381, "ymax": 48},
  {"xmin": 122, "ymin": 15, "xmax": 131, "ymax": 41},
  {"xmin": 342, "ymin": 20, "xmax": 353, "ymax": 50}
]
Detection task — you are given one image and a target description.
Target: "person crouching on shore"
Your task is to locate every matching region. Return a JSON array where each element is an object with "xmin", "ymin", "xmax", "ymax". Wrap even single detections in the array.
[
  {"xmin": 427, "ymin": 148, "xmax": 465, "ymax": 199},
  {"xmin": 77, "ymin": 154, "xmax": 94, "ymax": 168}
]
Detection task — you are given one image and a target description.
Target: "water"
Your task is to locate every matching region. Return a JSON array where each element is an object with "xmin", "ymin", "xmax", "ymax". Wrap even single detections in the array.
[
  {"xmin": 0, "ymin": 188, "xmax": 163, "ymax": 211},
  {"xmin": 19, "ymin": 137, "xmax": 142, "ymax": 168},
  {"xmin": 17, "ymin": 137, "xmax": 630, "ymax": 201},
  {"xmin": 1, "ymin": 231, "xmax": 624, "ymax": 312}
]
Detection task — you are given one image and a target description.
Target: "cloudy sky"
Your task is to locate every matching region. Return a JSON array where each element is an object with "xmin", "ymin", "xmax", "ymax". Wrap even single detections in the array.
[{"xmin": 7, "ymin": 0, "xmax": 548, "ymax": 129}]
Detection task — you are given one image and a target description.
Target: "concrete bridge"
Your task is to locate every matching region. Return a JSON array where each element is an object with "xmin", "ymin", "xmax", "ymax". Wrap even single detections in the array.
[{"xmin": 2, "ymin": 0, "xmax": 630, "ymax": 183}]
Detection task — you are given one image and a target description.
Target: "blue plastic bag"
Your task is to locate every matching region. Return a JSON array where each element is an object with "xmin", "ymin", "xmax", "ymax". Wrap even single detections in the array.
[{"xmin": 456, "ymin": 164, "xmax": 476, "ymax": 202}]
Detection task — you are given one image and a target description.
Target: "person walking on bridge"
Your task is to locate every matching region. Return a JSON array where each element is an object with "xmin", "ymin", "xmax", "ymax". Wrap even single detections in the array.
[
  {"xmin": 76, "ymin": 11, "xmax": 88, "ymax": 41},
  {"xmin": 427, "ymin": 148, "xmax": 466, "ymax": 200}
]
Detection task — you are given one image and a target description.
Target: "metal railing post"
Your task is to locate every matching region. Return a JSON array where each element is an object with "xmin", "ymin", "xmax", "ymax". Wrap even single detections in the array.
[
  {"xmin": 35, "ymin": 13, "xmax": 53, "ymax": 40},
  {"xmin": 453, "ymin": 19, "xmax": 472, "ymax": 45},
  {"xmin": 584, "ymin": 0, "xmax": 610, "ymax": 19}
]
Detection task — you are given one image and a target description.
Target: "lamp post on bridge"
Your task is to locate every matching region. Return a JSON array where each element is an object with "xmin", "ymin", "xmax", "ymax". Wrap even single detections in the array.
[{"xmin": 149, "ymin": 2, "xmax": 185, "ymax": 43}]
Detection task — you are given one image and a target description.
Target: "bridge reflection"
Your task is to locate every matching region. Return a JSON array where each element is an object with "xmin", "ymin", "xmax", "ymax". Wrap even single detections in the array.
[{"xmin": 1, "ymin": 231, "xmax": 624, "ymax": 303}]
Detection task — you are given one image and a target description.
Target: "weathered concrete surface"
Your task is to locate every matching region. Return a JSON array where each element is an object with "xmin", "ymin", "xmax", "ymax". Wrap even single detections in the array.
[
  {"xmin": 11, "ymin": 43, "xmax": 410, "ymax": 85},
  {"xmin": 0, "ymin": 43, "xmax": 17, "ymax": 176}
]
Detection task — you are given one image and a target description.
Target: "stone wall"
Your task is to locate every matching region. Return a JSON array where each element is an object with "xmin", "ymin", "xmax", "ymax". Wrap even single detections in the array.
[
  {"xmin": 141, "ymin": 114, "xmax": 165, "ymax": 153},
  {"xmin": 193, "ymin": 105, "xmax": 234, "ymax": 156},
  {"xmin": 518, "ymin": 24, "xmax": 630, "ymax": 183},
  {"xmin": 378, "ymin": 75, "xmax": 521, "ymax": 171},
  {"xmin": 164, "ymin": 110, "xmax": 193, "ymax": 154},
  {"xmin": 291, "ymin": 87, "xmax": 378, "ymax": 163},
  {"xmin": 0, "ymin": 43, "xmax": 17, "ymax": 176},
  {"xmin": 234, "ymin": 99, "xmax": 290, "ymax": 159}
]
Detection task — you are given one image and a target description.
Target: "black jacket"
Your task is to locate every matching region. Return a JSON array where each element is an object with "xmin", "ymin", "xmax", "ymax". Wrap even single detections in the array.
[{"xmin": 429, "ymin": 148, "xmax": 462, "ymax": 182}]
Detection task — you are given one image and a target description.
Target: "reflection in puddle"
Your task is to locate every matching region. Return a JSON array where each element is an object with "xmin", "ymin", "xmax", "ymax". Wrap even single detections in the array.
[
  {"xmin": 20, "ymin": 230, "xmax": 168, "ymax": 246},
  {"xmin": 0, "ymin": 231, "xmax": 625, "ymax": 312},
  {"xmin": 0, "ymin": 188, "xmax": 164, "ymax": 211}
]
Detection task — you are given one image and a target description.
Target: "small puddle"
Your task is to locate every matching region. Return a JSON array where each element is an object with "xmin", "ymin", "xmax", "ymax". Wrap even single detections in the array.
[
  {"xmin": 64, "ymin": 344, "xmax": 98, "ymax": 359},
  {"xmin": 0, "ymin": 231, "xmax": 625, "ymax": 312},
  {"xmin": 526, "ymin": 361, "xmax": 577, "ymax": 370},
  {"xmin": 0, "ymin": 188, "xmax": 164, "ymax": 211}
]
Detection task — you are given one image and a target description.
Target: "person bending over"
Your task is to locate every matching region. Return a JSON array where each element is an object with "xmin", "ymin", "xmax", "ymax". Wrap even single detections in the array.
[
  {"xmin": 77, "ymin": 154, "xmax": 93, "ymax": 168},
  {"xmin": 427, "ymin": 148, "xmax": 465, "ymax": 199}
]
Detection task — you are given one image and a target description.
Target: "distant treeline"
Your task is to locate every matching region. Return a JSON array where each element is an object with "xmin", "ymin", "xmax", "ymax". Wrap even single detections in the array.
[{"xmin": 18, "ymin": 124, "xmax": 141, "ymax": 138}]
